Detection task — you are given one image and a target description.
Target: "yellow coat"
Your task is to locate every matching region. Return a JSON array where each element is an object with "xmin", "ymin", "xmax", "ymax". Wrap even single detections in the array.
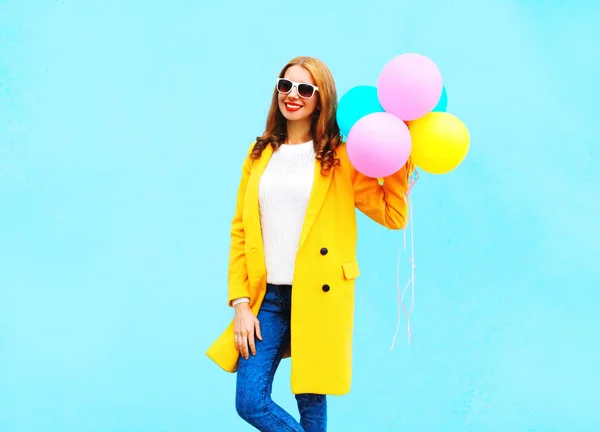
[{"xmin": 206, "ymin": 142, "xmax": 411, "ymax": 395}]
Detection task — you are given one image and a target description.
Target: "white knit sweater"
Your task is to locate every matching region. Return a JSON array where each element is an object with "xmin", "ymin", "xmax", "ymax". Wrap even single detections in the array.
[{"xmin": 232, "ymin": 141, "xmax": 315, "ymax": 306}]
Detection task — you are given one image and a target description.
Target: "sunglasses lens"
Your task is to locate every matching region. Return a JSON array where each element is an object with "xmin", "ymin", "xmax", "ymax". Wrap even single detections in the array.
[
  {"xmin": 298, "ymin": 84, "xmax": 314, "ymax": 98},
  {"xmin": 277, "ymin": 79, "xmax": 293, "ymax": 93}
]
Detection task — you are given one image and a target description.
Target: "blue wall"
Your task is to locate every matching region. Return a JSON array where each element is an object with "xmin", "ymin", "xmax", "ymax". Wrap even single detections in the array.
[{"xmin": 1, "ymin": 0, "xmax": 599, "ymax": 430}]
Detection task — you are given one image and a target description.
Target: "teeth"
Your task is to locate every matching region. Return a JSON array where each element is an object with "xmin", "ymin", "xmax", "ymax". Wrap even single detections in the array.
[{"xmin": 286, "ymin": 103, "xmax": 301, "ymax": 108}]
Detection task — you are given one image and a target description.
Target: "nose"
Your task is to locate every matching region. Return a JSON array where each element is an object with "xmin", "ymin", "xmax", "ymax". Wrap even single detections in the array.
[{"xmin": 288, "ymin": 85, "xmax": 299, "ymax": 98}]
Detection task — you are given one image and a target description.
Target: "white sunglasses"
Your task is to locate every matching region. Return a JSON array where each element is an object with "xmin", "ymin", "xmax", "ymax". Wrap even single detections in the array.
[{"xmin": 276, "ymin": 78, "xmax": 319, "ymax": 99}]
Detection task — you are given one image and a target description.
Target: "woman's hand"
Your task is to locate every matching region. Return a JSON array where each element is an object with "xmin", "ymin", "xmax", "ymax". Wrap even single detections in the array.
[{"xmin": 234, "ymin": 303, "xmax": 262, "ymax": 360}]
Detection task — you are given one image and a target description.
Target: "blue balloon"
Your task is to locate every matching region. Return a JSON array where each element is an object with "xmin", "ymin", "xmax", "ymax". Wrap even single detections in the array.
[
  {"xmin": 432, "ymin": 86, "xmax": 448, "ymax": 112},
  {"xmin": 337, "ymin": 85, "xmax": 384, "ymax": 137}
]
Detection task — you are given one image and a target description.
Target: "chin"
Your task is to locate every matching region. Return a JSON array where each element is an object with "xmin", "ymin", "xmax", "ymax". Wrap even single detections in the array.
[{"xmin": 282, "ymin": 112, "xmax": 306, "ymax": 122}]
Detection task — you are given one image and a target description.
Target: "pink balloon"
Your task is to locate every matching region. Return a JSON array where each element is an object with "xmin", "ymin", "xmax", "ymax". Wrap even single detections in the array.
[
  {"xmin": 346, "ymin": 112, "xmax": 412, "ymax": 178},
  {"xmin": 377, "ymin": 53, "xmax": 443, "ymax": 121}
]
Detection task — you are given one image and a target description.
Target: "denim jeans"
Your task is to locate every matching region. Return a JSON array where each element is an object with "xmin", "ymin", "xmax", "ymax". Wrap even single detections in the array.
[{"xmin": 236, "ymin": 284, "xmax": 327, "ymax": 431}]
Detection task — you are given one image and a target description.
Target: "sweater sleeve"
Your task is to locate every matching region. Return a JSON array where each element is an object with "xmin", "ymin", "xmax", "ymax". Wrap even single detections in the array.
[
  {"xmin": 351, "ymin": 159, "xmax": 413, "ymax": 230},
  {"xmin": 231, "ymin": 297, "xmax": 250, "ymax": 307},
  {"xmin": 227, "ymin": 145, "xmax": 254, "ymax": 306}
]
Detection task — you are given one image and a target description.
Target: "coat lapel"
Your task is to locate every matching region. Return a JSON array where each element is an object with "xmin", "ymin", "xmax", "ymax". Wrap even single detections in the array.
[
  {"xmin": 298, "ymin": 160, "xmax": 333, "ymax": 250},
  {"xmin": 244, "ymin": 144, "xmax": 273, "ymax": 253}
]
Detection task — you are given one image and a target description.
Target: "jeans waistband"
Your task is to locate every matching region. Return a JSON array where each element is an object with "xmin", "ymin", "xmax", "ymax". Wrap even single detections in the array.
[{"xmin": 266, "ymin": 283, "xmax": 292, "ymax": 290}]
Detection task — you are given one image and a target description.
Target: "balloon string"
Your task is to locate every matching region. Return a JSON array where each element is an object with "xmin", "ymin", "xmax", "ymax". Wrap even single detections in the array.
[{"xmin": 391, "ymin": 169, "xmax": 418, "ymax": 350}]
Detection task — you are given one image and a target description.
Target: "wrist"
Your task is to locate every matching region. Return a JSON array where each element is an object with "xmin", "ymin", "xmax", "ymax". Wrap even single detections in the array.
[
  {"xmin": 234, "ymin": 303, "xmax": 250, "ymax": 314},
  {"xmin": 232, "ymin": 297, "xmax": 250, "ymax": 312}
]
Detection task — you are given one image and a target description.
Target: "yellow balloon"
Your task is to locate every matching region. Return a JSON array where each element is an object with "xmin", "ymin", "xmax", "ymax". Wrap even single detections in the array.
[{"xmin": 409, "ymin": 112, "xmax": 470, "ymax": 174}]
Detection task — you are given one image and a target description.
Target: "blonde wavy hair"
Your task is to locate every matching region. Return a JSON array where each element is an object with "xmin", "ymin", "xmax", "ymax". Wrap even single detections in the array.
[{"xmin": 250, "ymin": 56, "xmax": 342, "ymax": 174}]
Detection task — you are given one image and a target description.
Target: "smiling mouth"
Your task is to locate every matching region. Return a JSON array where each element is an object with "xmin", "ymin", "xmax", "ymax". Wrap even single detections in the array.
[{"xmin": 285, "ymin": 102, "xmax": 302, "ymax": 111}]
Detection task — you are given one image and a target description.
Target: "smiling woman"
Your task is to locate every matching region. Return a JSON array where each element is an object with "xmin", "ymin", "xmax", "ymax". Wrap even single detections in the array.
[
  {"xmin": 205, "ymin": 55, "xmax": 413, "ymax": 431},
  {"xmin": 250, "ymin": 56, "xmax": 343, "ymax": 173}
]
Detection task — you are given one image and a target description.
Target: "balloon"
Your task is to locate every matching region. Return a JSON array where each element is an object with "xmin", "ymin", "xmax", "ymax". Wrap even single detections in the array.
[
  {"xmin": 409, "ymin": 112, "xmax": 470, "ymax": 174},
  {"xmin": 337, "ymin": 86, "xmax": 384, "ymax": 137},
  {"xmin": 377, "ymin": 53, "xmax": 443, "ymax": 121},
  {"xmin": 346, "ymin": 112, "xmax": 412, "ymax": 178},
  {"xmin": 432, "ymin": 86, "xmax": 448, "ymax": 112}
]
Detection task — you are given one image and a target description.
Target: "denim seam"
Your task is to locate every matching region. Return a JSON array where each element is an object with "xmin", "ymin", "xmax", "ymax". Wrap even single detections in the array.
[{"xmin": 259, "ymin": 322, "xmax": 296, "ymax": 431}]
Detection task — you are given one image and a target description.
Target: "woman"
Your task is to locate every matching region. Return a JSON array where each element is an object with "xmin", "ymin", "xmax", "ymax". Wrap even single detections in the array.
[{"xmin": 206, "ymin": 56, "xmax": 412, "ymax": 431}]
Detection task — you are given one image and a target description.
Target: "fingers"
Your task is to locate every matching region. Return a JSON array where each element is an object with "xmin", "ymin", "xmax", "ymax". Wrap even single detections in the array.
[
  {"xmin": 240, "ymin": 335, "xmax": 249, "ymax": 360},
  {"xmin": 234, "ymin": 333, "xmax": 242, "ymax": 353},
  {"xmin": 247, "ymin": 319, "xmax": 262, "ymax": 357},
  {"xmin": 255, "ymin": 319, "xmax": 262, "ymax": 341},
  {"xmin": 234, "ymin": 319, "xmax": 241, "ymax": 352},
  {"xmin": 248, "ymin": 331, "xmax": 256, "ymax": 356},
  {"xmin": 235, "ymin": 328, "xmax": 261, "ymax": 360},
  {"xmin": 234, "ymin": 313, "xmax": 262, "ymax": 360}
]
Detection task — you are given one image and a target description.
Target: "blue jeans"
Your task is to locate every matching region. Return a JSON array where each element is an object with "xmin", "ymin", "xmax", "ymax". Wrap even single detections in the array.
[{"xmin": 236, "ymin": 284, "xmax": 327, "ymax": 431}]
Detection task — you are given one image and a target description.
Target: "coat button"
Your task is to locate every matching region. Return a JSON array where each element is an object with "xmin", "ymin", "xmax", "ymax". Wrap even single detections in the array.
[
  {"xmin": 322, "ymin": 284, "xmax": 330, "ymax": 292},
  {"xmin": 320, "ymin": 247, "xmax": 328, "ymax": 255}
]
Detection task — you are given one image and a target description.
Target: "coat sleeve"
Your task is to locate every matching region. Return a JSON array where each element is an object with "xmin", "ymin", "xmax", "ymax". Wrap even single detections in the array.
[
  {"xmin": 352, "ymin": 159, "xmax": 414, "ymax": 230},
  {"xmin": 227, "ymin": 144, "xmax": 254, "ymax": 306}
]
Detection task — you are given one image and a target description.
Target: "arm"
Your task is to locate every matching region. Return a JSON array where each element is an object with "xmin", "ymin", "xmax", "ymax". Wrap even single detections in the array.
[
  {"xmin": 228, "ymin": 146, "xmax": 262, "ymax": 359},
  {"xmin": 352, "ymin": 159, "xmax": 414, "ymax": 230},
  {"xmin": 227, "ymin": 145, "xmax": 254, "ymax": 306}
]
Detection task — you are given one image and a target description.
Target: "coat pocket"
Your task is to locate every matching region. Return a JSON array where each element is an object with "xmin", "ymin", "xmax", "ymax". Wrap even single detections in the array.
[{"xmin": 341, "ymin": 261, "xmax": 360, "ymax": 280}]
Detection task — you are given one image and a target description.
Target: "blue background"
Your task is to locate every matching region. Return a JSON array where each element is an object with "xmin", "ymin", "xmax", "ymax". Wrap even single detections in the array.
[{"xmin": 1, "ymin": 0, "xmax": 599, "ymax": 430}]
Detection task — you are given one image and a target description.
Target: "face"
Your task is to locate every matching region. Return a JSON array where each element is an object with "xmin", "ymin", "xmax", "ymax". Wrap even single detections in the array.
[{"xmin": 277, "ymin": 65, "xmax": 320, "ymax": 123}]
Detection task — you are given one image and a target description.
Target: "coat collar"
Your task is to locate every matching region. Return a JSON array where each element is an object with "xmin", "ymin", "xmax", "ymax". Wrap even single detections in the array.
[{"xmin": 245, "ymin": 143, "xmax": 333, "ymax": 253}]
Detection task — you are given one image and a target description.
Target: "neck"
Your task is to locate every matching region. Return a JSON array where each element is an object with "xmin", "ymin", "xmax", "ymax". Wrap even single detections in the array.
[{"xmin": 286, "ymin": 119, "xmax": 312, "ymax": 144}]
